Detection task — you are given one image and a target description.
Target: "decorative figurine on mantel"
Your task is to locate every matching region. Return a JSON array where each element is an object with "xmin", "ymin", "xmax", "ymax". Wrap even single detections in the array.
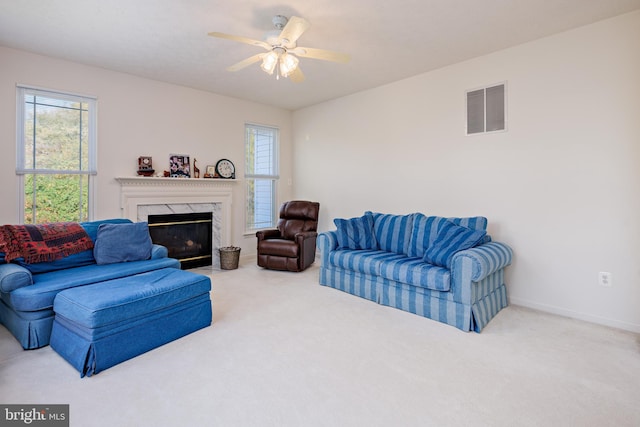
[
  {"xmin": 193, "ymin": 158, "xmax": 200, "ymax": 178},
  {"xmin": 137, "ymin": 156, "xmax": 154, "ymax": 176}
]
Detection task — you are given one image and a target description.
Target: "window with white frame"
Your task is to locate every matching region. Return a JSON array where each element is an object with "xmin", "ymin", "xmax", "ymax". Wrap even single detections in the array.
[
  {"xmin": 16, "ymin": 86, "xmax": 97, "ymax": 224},
  {"xmin": 466, "ymin": 82, "xmax": 506, "ymax": 135},
  {"xmin": 245, "ymin": 124, "xmax": 279, "ymax": 232}
]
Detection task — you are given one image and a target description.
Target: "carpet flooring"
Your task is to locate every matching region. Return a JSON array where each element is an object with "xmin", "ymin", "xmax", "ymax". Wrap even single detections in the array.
[{"xmin": 1, "ymin": 259, "xmax": 639, "ymax": 426}]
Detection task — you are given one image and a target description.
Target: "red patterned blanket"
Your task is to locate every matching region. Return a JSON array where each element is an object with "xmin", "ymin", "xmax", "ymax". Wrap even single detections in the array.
[{"xmin": 0, "ymin": 222, "xmax": 94, "ymax": 264}]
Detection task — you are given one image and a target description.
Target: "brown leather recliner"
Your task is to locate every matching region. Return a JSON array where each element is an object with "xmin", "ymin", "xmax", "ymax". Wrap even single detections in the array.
[{"xmin": 256, "ymin": 200, "xmax": 320, "ymax": 272}]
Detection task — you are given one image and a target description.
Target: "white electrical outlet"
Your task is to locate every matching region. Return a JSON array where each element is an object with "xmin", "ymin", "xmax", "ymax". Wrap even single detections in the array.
[{"xmin": 598, "ymin": 272, "xmax": 612, "ymax": 287}]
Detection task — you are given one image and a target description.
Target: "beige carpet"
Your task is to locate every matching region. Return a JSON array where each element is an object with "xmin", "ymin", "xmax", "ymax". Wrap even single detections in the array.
[{"xmin": 1, "ymin": 259, "xmax": 639, "ymax": 427}]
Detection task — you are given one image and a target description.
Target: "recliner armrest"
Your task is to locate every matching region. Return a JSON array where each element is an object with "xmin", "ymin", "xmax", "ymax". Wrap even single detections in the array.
[
  {"xmin": 296, "ymin": 232, "xmax": 318, "ymax": 270},
  {"xmin": 256, "ymin": 229, "xmax": 282, "ymax": 241},
  {"xmin": 294, "ymin": 231, "xmax": 318, "ymax": 242}
]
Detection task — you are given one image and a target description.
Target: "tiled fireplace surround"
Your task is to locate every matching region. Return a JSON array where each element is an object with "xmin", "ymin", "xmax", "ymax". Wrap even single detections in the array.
[{"xmin": 116, "ymin": 177, "xmax": 235, "ymax": 269}]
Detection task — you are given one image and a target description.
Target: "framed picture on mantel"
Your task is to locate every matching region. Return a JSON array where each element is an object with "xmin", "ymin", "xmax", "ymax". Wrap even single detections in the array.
[
  {"xmin": 169, "ymin": 154, "xmax": 190, "ymax": 178},
  {"xmin": 204, "ymin": 165, "xmax": 216, "ymax": 178}
]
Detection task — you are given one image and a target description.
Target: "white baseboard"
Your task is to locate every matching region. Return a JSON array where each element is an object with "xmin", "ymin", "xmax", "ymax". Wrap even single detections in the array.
[
  {"xmin": 509, "ymin": 297, "xmax": 640, "ymax": 334},
  {"xmin": 240, "ymin": 253, "xmax": 256, "ymax": 262}
]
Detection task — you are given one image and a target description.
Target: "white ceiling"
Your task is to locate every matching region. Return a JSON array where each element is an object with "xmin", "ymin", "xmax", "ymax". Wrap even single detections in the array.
[{"xmin": 1, "ymin": 0, "xmax": 639, "ymax": 110}]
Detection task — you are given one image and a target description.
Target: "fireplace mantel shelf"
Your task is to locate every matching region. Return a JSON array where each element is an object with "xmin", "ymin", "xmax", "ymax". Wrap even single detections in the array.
[{"xmin": 116, "ymin": 176, "xmax": 239, "ymax": 187}]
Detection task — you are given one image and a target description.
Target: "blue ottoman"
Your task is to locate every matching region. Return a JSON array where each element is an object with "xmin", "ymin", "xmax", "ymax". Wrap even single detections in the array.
[{"xmin": 50, "ymin": 268, "xmax": 212, "ymax": 377}]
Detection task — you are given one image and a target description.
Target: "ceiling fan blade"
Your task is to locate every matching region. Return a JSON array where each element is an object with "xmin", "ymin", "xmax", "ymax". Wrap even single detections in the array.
[
  {"xmin": 279, "ymin": 16, "xmax": 310, "ymax": 44},
  {"xmin": 291, "ymin": 46, "xmax": 350, "ymax": 63},
  {"xmin": 208, "ymin": 32, "xmax": 271, "ymax": 50},
  {"xmin": 227, "ymin": 53, "xmax": 266, "ymax": 72},
  {"xmin": 289, "ymin": 66, "xmax": 305, "ymax": 83}
]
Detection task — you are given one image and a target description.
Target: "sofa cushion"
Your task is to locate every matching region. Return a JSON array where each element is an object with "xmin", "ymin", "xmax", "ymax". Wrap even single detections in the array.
[
  {"xmin": 328, "ymin": 249, "xmax": 402, "ymax": 276},
  {"xmin": 407, "ymin": 214, "xmax": 447, "ymax": 258},
  {"xmin": 449, "ymin": 216, "xmax": 488, "ymax": 231},
  {"xmin": 6, "ymin": 257, "xmax": 181, "ymax": 312},
  {"xmin": 369, "ymin": 212, "xmax": 414, "ymax": 255},
  {"xmin": 94, "ymin": 222, "xmax": 153, "ymax": 265},
  {"xmin": 334, "ymin": 213, "xmax": 377, "ymax": 250},
  {"xmin": 21, "ymin": 218, "xmax": 133, "ymax": 274},
  {"xmin": 378, "ymin": 256, "xmax": 451, "ymax": 292},
  {"xmin": 423, "ymin": 221, "xmax": 487, "ymax": 268},
  {"xmin": 407, "ymin": 214, "xmax": 488, "ymax": 258}
]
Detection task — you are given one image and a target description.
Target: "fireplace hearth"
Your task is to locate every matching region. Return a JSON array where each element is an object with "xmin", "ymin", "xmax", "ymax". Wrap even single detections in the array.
[{"xmin": 148, "ymin": 212, "xmax": 213, "ymax": 269}]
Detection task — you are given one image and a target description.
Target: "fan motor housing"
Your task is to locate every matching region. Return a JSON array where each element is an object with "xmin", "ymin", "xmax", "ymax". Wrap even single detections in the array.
[
  {"xmin": 272, "ymin": 15, "xmax": 288, "ymax": 29},
  {"xmin": 265, "ymin": 15, "xmax": 294, "ymax": 48}
]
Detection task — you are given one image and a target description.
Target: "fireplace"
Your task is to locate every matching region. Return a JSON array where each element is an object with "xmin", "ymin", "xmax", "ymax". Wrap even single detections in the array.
[
  {"xmin": 148, "ymin": 212, "xmax": 213, "ymax": 269},
  {"xmin": 115, "ymin": 176, "xmax": 237, "ymax": 269}
]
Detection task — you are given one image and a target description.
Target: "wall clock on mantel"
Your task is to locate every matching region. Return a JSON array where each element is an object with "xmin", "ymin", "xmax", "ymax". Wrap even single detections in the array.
[{"xmin": 215, "ymin": 159, "xmax": 235, "ymax": 179}]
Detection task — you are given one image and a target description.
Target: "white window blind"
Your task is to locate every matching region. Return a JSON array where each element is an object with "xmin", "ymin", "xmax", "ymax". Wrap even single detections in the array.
[{"xmin": 245, "ymin": 124, "xmax": 279, "ymax": 231}]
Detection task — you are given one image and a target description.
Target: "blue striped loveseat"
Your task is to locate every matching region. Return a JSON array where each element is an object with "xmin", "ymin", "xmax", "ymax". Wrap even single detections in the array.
[{"xmin": 317, "ymin": 212, "xmax": 513, "ymax": 332}]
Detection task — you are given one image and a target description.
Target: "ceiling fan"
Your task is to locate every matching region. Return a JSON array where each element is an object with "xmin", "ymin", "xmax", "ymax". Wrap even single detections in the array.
[{"xmin": 208, "ymin": 15, "xmax": 350, "ymax": 83}]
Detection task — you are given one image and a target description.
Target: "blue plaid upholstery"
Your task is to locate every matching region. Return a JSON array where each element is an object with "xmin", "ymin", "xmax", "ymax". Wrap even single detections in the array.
[{"xmin": 317, "ymin": 215, "xmax": 512, "ymax": 332}]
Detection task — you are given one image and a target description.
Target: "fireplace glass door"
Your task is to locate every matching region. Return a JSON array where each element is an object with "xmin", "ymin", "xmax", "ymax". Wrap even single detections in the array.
[{"xmin": 148, "ymin": 212, "xmax": 213, "ymax": 269}]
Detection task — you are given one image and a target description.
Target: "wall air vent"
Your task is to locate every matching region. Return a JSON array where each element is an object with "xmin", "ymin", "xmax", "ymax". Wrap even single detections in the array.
[{"xmin": 466, "ymin": 82, "xmax": 506, "ymax": 135}]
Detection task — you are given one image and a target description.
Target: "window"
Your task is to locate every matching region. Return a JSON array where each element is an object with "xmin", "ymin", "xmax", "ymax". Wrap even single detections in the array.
[
  {"xmin": 245, "ymin": 124, "xmax": 279, "ymax": 232},
  {"xmin": 466, "ymin": 82, "xmax": 506, "ymax": 135},
  {"xmin": 16, "ymin": 86, "xmax": 97, "ymax": 224}
]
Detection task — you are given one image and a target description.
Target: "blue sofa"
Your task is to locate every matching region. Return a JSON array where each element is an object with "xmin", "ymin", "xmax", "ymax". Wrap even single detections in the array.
[
  {"xmin": 0, "ymin": 219, "xmax": 180, "ymax": 349},
  {"xmin": 317, "ymin": 212, "xmax": 513, "ymax": 332}
]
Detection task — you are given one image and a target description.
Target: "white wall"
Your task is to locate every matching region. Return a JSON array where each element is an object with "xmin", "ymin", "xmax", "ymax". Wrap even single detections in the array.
[
  {"xmin": 292, "ymin": 11, "xmax": 640, "ymax": 332},
  {"xmin": 0, "ymin": 46, "xmax": 293, "ymax": 254}
]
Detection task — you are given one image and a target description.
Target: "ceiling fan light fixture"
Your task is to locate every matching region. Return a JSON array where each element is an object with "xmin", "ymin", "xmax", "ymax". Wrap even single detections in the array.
[
  {"xmin": 260, "ymin": 51, "xmax": 278, "ymax": 75},
  {"xmin": 279, "ymin": 53, "xmax": 299, "ymax": 77}
]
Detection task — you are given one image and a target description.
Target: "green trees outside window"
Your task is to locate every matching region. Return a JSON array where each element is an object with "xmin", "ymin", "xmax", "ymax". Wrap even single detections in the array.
[{"xmin": 18, "ymin": 88, "xmax": 96, "ymax": 224}]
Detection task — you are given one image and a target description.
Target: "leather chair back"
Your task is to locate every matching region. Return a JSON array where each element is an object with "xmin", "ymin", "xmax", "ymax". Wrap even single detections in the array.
[{"xmin": 277, "ymin": 201, "xmax": 320, "ymax": 240}]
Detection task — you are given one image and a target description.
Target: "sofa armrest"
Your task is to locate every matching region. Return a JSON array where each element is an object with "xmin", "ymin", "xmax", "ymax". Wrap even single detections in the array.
[
  {"xmin": 317, "ymin": 231, "xmax": 338, "ymax": 265},
  {"xmin": 150, "ymin": 244, "xmax": 169, "ymax": 259},
  {"xmin": 256, "ymin": 229, "xmax": 282, "ymax": 241},
  {"xmin": 0, "ymin": 263, "xmax": 33, "ymax": 292},
  {"xmin": 451, "ymin": 242, "xmax": 513, "ymax": 282}
]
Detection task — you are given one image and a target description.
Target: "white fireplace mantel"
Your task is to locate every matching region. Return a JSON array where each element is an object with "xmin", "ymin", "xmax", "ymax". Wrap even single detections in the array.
[
  {"xmin": 115, "ymin": 176, "xmax": 238, "ymax": 190},
  {"xmin": 115, "ymin": 176, "xmax": 238, "ymax": 249}
]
